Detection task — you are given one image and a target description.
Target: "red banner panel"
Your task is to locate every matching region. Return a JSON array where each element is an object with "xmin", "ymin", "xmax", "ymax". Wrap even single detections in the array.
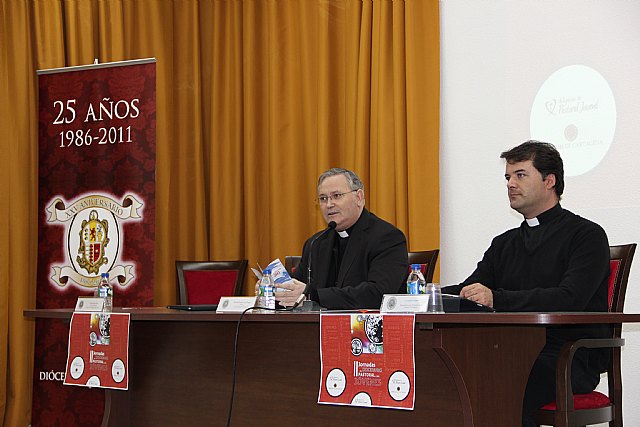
[
  {"xmin": 64, "ymin": 313, "xmax": 130, "ymax": 390},
  {"xmin": 319, "ymin": 313, "xmax": 416, "ymax": 410},
  {"xmin": 33, "ymin": 59, "xmax": 156, "ymax": 426}
]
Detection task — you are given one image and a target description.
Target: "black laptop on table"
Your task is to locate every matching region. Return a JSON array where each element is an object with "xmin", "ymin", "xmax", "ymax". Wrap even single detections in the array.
[{"xmin": 167, "ymin": 304, "xmax": 219, "ymax": 311}]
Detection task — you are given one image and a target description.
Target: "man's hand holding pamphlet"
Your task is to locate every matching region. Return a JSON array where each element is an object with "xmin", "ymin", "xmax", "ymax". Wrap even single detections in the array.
[
  {"xmin": 251, "ymin": 258, "xmax": 294, "ymax": 291},
  {"xmin": 252, "ymin": 259, "xmax": 310, "ymax": 308}
]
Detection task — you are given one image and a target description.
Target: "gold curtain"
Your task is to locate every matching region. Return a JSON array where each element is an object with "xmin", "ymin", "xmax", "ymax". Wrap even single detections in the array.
[{"xmin": 0, "ymin": 0, "xmax": 439, "ymax": 424}]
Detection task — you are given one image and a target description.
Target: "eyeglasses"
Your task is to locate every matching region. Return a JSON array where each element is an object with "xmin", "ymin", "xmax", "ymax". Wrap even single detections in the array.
[{"xmin": 316, "ymin": 190, "xmax": 358, "ymax": 205}]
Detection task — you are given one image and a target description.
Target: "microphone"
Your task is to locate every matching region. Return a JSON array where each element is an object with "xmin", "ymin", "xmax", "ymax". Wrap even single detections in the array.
[
  {"xmin": 304, "ymin": 220, "xmax": 337, "ymax": 301},
  {"xmin": 293, "ymin": 293, "xmax": 307, "ymax": 308}
]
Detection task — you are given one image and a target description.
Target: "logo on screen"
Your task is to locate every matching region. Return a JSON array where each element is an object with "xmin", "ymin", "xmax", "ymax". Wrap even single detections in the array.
[{"xmin": 530, "ymin": 64, "xmax": 616, "ymax": 176}]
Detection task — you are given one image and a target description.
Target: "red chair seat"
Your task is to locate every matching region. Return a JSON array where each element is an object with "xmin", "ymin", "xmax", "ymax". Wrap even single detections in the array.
[
  {"xmin": 184, "ymin": 270, "xmax": 238, "ymax": 305},
  {"xmin": 176, "ymin": 260, "xmax": 248, "ymax": 305},
  {"xmin": 540, "ymin": 391, "xmax": 611, "ymax": 411}
]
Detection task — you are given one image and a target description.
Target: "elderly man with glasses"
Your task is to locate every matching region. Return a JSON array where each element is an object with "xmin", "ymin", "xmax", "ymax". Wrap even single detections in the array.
[{"xmin": 276, "ymin": 168, "xmax": 408, "ymax": 310}]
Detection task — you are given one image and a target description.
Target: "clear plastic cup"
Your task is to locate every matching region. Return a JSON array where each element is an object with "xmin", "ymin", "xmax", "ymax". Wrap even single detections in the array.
[{"xmin": 426, "ymin": 283, "xmax": 444, "ymax": 313}]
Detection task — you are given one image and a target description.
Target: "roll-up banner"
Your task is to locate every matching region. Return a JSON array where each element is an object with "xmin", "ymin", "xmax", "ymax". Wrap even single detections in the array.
[{"xmin": 33, "ymin": 58, "xmax": 156, "ymax": 426}]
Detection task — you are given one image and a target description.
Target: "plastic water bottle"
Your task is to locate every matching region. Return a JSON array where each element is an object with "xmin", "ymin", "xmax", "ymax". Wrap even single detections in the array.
[
  {"xmin": 98, "ymin": 272, "xmax": 113, "ymax": 312},
  {"xmin": 94, "ymin": 276, "xmax": 101, "ymax": 297},
  {"xmin": 407, "ymin": 264, "xmax": 426, "ymax": 295},
  {"xmin": 258, "ymin": 268, "xmax": 275, "ymax": 311}
]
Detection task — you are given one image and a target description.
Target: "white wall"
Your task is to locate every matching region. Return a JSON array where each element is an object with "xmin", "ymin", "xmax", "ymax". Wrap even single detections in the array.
[{"xmin": 440, "ymin": 1, "xmax": 640, "ymax": 424}]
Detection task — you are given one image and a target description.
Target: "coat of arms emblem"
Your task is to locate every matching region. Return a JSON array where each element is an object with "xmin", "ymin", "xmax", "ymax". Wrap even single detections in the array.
[
  {"xmin": 77, "ymin": 209, "xmax": 110, "ymax": 274},
  {"xmin": 47, "ymin": 193, "xmax": 142, "ymax": 289}
]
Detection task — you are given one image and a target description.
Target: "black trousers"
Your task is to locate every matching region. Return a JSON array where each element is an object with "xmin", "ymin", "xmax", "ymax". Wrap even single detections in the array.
[{"xmin": 522, "ymin": 345, "xmax": 601, "ymax": 427}]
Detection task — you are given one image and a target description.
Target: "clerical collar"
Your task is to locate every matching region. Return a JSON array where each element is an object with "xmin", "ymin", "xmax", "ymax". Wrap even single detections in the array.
[
  {"xmin": 335, "ymin": 209, "xmax": 367, "ymax": 239},
  {"xmin": 525, "ymin": 217, "xmax": 540, "ymax": 227},
  {"xmin": 337, "ymin": 221, "xmax": 358, "ymax": 238},
  {"xmin": 525, "ymin": 203, "xmax": 562, "ymax": 227}
]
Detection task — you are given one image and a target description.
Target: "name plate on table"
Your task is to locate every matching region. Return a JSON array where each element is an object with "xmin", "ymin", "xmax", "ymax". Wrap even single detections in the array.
[
  {"xmin": 216, "ymin": 296, "xmax": 258, "ymax": 313},
  {"xmin": 380, "ymin": 294, "xmax": 428, "ymax": 313},
  {"xmin": 74, "ymin": 297, "xmax": 105, "ymax": 312}
]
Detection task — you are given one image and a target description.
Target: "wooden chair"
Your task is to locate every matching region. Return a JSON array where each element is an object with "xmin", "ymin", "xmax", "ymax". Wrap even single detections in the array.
[
  {"xmin": 533, "ymin": 243, "xmax": 636, "ymax": 427},
  {"xmin": 285, "ymin": 255, "xmax": 302, "ymax": 276},
  {"xmin": 175, "ymin": 260, "xmax": 248, "ymax": 305},
  {"xmin": 408, "ymin": 249, "xmax": 440, "ymax": 282}
]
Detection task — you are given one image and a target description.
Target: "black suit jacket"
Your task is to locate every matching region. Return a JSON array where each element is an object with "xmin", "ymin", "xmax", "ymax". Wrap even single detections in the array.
[{"xmin": 292, "ymin": 209, "xmax": 408, "ymax": 309}]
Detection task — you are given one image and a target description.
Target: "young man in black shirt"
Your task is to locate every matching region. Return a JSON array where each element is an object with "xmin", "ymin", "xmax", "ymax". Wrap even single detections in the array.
[{"xmin": 454, "ymin": 141, "xmax": 610, "ymax": 427}]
